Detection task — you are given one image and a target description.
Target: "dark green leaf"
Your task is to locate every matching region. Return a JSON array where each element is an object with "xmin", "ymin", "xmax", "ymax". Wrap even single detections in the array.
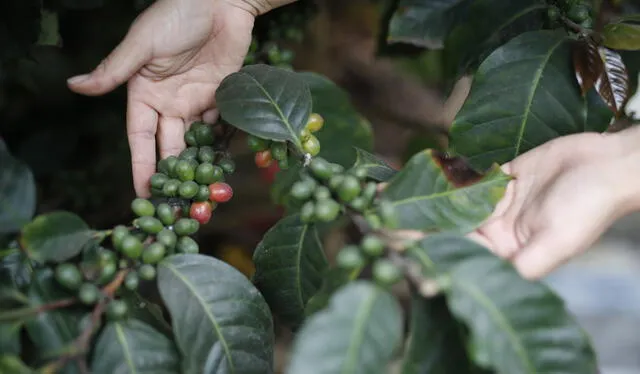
[
  {"xmin": 406, "ymin": 234, "xmax": 598, "ymax": 373},
  {"xmin": 0, "ymin": 355, "xmax": 34, "ymax": 374},
  {"xmin": 352, "ymin": 148, "xmax": 397, "ymax": 182},
  {"xmin": 381, "ymin": 150, "xmax": 510, "ymax": 233},
  {"xmin": 449, "ymin": 30, "xmax": 613, "ymax": 170},
  {"xmin": 122, "ymin": 291, "xmax": 173, "ymax": 338},
  {"xmin": 443, "ymin": 0, "xmax": 546, "ymax": 78},
  {"xmin": 91, "ymin": 319, "xmax": 180, "ymax": 374},
  {"xmin": 603, "ymin": 23, "xmax": 640, "ymax": 51},
  {"xmin": 0, "ymin": 143, "xmax": 36, "ymax": 234},
  {"xmin": 216, "ymin": 64, "xmax": 311, "ymax": 148},
  {"xmin": 0, "ymin": 251, "xmax": 32, "ymax": 289},
  {"xmin": 252, "ymin": 214, "xmax": 328, "ymax": 328},
  {"xmin": 0, "ymin": 322, "xmax": 23, "ymax": 355},
  {"xmin": 402, "ymin": 294, "xmax": 473, "ymax": 374},
  {"xmin": 25, "ymin": 269, "xmax": 81, "ymax": 373},
  {"xmin": 304, "ymin": 267, "xmax": 361, "ymax": 317},
  {"xmin": 157, "ymin": 254, "xmax": 274, "ymax": 374},
  {"xmin": 387, "ymin": 0, "xmax": 470, "ymax": 49},
  {"xmin": 287, "ymin": 281, "xmax": 403, "ymax": 374},
  {"xmin": 21, "ymin": 211, "xmax": 93, "ymax": 263}
]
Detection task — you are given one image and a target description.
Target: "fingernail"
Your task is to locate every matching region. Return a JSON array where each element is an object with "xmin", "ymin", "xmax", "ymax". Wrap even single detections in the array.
[{"xmin": 67, "ymin": 74, "xmax": 90, "ymax": 85}]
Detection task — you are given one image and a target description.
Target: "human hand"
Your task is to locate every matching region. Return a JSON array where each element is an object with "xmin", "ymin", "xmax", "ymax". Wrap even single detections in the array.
[
  {"xmin": 67, "ymin": 0, "xmax": 294, "ymax": 197},
  {"xmin": 471, "ymin": 132, "xmax": 635, "ymax": 279}
]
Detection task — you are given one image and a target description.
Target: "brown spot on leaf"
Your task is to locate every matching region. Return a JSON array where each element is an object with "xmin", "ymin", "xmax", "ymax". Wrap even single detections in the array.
[{"xmin": 431, "ymin": 150, "xmax": 483, "ymax": 188}]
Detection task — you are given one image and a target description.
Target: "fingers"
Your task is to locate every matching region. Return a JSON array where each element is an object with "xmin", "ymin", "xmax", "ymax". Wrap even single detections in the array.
[
  {"xmin": 127, "ymin": 99, "xmax": 158, "ymax": 198},
  {"xmin": 158, "ymin": 116, "xmax": 186, "ymax": 159},
  {"xmin": 202, "ymin": 109, "xmax": 219, "ymax": 124},
  {"xmin": 67, "ymin": 26, "xmax": 151, "ymax": 96},
  {"xmin": 511, "ymin": 230, "xmax": 576, "ymax": 280}
]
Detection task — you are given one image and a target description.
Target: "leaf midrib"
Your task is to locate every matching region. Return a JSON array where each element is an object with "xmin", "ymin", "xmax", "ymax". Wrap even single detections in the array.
[
  {"xmin": 163, "ymin": 263, "xmax": 234, "ymax": 372},
  {"xmin": 115, "ymin": 323, "xmax": 138, "ymax": 374},
  {"xmin": 341, "ymin": 290, "xmax": 378, "ymax": 374},
  {"xmin": 243, "ymin": 72, "xmax": 301, "ymax": 147}
]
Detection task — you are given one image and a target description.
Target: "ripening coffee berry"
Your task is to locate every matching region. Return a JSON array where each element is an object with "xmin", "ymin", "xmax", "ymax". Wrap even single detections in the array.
[
  {"xmin": 372, "ymin": 259, "xmax": 403, "ymax": 286},
  {"xmin": 131, "ymin": 198, "xmax": 155, "ymax": 217},
  {"xmin": 124, "ymin": 272, "xmax": 140, "ymax": 291},
  {"xmin": 120, "ymin": 235, "xmax": 144, "ymax": 259},
  {"xmin": 306, "ymin": 113, "xmax": 324, "ymax": 132},
  {"xmin": 175, "ymin": 160, "xmax": 196, "ymax": 182},
  {"xmin": 179, "ymin": 147, "xmax": 199, "ymax": 160},
  {"xmin": 178, "ymin": 181, "xmax": 199, "ymax": 199},
  {"xmin": 184, "ymin": 130, "xmax": 198, "ymax": 146},
  {"xmin": 106, "ymin": 299, "xmax": 129, "ymax": 321},
  {"xmin": 361, "ymin": 235, "xmax": 385, "ymax": 257},
  {"xmin": 138, "ymin": 264, "xmax": 157, "ymax": 281},
  {"xmin": 219, "ymin": 159, "xmax": 236, "ymax": 174},
  {"xmin": 142, "ymin": 243, "xmax": 167, "ymax": 264},
  {"xmin": 247, "ymin": 135, "xmax": 270, "ymax": 152},
  {"xmin": 349, "ymin": 197, "xmax": 367, "ymax": 212},
  {"xmin": 336, "ymin": 246, "xmax": 366, "ymax": 270},
  {"xmin": 176, "ymin": 236, "xmax": 199, "ymax": 254},
  {"xmin": 567, "ymin": 4, "xmax": 589, "ymax": 23},
  {"xmin": 353, "ymin": 166, "xmax": 367, "ymax": 180},
  {"xmin": 173, "ymin": 218, "xmax": 200, "ymax": 236},
  {"xmin": 328, "ymin": 175, "xmax": 344, "ymax": 190},
  {"xmin": 300, "ymin": 129, "xmax": 311, "ymax": 142},
  {"xmin": 150, "ymin": 173, "xmax": 169, "ymax": 189},
  {"xmin": 190, "ymin": 201, "xmax": 213, "ymax": 225},
  {"xmin": 338, "ymin": 176, "xmax": 361, "ymax": 203},
  {"xmin": 362, "ymin": 182, "xmax": 377, "ymax": 203},
  {"xmin": 97, "ymin": 260, "xmax": 117, "ymax": 285},
  {"xmin": 156, "ymin": 203, "xmax": 176, "ymax": 226},
  {"xmin": 547, "ymin": 7, "xmax": 560, "ymax": 22},
  {"xmin": 209, "ymin": 182, "xmax": 233, "ymax": 203},
  {"xmin": 195, "ymin": 125, "xmax": 215, "ymax": 145},
  {"xmin": 55, "ymin": 263, "xmax": 83, "ymax": 291},
  {"xmin": 302, "ymin": 135, "xmax": 320, "ymax": 156},
  {"xmin": 271, "ymin": 142, "xmax": 288, "ymax": 161},
  {"xmin": 309, "ymin": 158, "xmax": 333, "ymax": 180},
  {"xmin": 378, "ymin": 200, "xmax": 398, "ymax": 229},
  {"xmin": 255, "ymin": 150, "xmax": 273, "ymax": 168},
  {"xmin": 78, "ymin": 283, "xmax": 101, "ymax": 305}
]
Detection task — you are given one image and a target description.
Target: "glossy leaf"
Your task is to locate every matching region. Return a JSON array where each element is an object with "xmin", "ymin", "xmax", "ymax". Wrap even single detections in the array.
[
  {"xmin": 0, "ymin": 355, "xmax": 33, "ymax": 374},
  {"xmin": 157, "ymin": 254, "xmax": 274, "ymax": 374},
  {"xmin": 596, "ymin": 47, "xmax": 630, "ymax": 117},
  {"xmin": 449, "ymin": 30, "xmax": 613, "ymax": 170},
  {"xmin": 402, "ymin": 295, "xmax": 473, "ymax": 374},
  {"xmin": 381, "ymin": 150, "xmax": 510, "ymax": 233},
  {"xmin": 252, "ymin": 214, "xmax": 328, "ymax": 328},
  {"xmin": 123, "ymin": 291, "xmax": 173, "ymax": 337},
  {"xmin": 304, "ymin": 267, "xmax": 360, "ymax": 317},
  {"xmin": 286, "ymin": 281, "xmax": 403, "ymax": 374},
  {"xmin": 216, "ymin": 64, "xmax": 311, "ymax": 148},
  {"xmin": 25, "ymin": 269, "xmax": 81, "ymax": 373},
  {"xmin": 386, "ymin": 0, "xmax": 469, "ymax": 49},
  {"xmin": 352, "ymin": 148, "xmax": 397, "ymax": 182},
  {"xmin": 20, "ymin": 211, "xmax": 93, "ymax": 263},
  {"xmin": 406, "ymin": 234, "xmax": 598, "ymax": 373},
  {"xmin": 0, "ymin": 251, "xmax": 32, "ymax": 289},
  {"xmin": 0, "ymin": 322, "xmax": 23, "ymax": 355},
  {"xmin": 0, "ymin": 140, "xmax": 36, "ymax": 234},
  {"xmin": 91, "ymin": 319, "xmax": 180, "ymax": 374},
  {"xmin": 443, "ymin": 0, "xmax": 546, "ymax": 78},
  {"xmin": 603, "ymin": 23, "xmax": 640, "ymax": 51}
]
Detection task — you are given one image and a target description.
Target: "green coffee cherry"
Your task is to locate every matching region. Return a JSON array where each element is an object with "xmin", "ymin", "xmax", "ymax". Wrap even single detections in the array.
[
  {"xmin": 362, "ymin": 182, "xmax": 377, "ymax": 203},
  {"xmin": 162, "ymin": 179, "xmax": 181, "ymax": 197},
  {"xmin": 547, "ymin": 6, "xmax": 560, "ymax": 22},
  {"xmin": 309, "ymin": 158, "xmax": 333, "ymax": 180},
  {"xmin": 567, "ymin": 4, "xmax": 589, "ymax": 23},
  {"xmin": 184, "ymin": 130, "xmax": 198, "ymax": 146},
  {"xmin": 338, "ymin": 176, "xmax": 361, "ymax": 203},
  {"xmin": 271, "ymin": 142, "xmax": 288, "ymax": 161},
  {"xmin": 247, "ymin": 135, "xmax": 270, "ymax": 152},
  {"xmin": 176, "ymin": 236, "xmax": 199, "ymax": 254},
  {"xmin": 97, "ymin": 260, "xmax": 117, "ymax": 285},
  {"xmin": 179, "ymin": 181, "xmax": 199, "ymax": 199},
  {"xmin": 300, "ymin": 128, "xmax": 311, "ymax": 142},
  {"xmin": 78, "ymin": 283, "xmax": 101, "ymax": 305},
  {"xmin": 150, "ymin": 173, "xmax": 169, "ymax": 189},
  {"xmin": 278, "ymin": 157, "xmax": 289, "ymax": 170},
  {"xmin": 330, "ymin": 163, "xmax": 344, "ymax": 174},
  {"xmin": 315, "ymin": 199, "xmax": 341, "ymax": 222},
  {"xmin": 157, "ymin": 228, "xmax": 177, "ymax": 250},
  {"xmin": 136, "ymin": 216, "xmax": 164, "ymax": 235},
  {"xmin": 112, "ymin": 225, "xmax": 129, "ymax": 250},
  {"xmin": 106, "ymin": 299, "xmax": 129, "ymax": 321},
  {"xmin": 195, "ymin": 125, "xmax": 215, "ymax": 145},
  {"xmin": 198, "ymin": 146, "xmax": 216, "ymax": 163},
  {"xmin": 314, "ymin": 186, "xmax": 331, "ymax": 200},
  {"xmin": 124, "ymin": 272, "xmax": 140, "ymax": 291},
  {"xmin": 120, "ymin": 235, "xmax": 144, "ymax": 259},
  {"xmin": 219, "ymin": 159, "xmax": 236, "ymax": 174},
  {"xmin": 195, "ymin": 163, "xmax": 217, "ymax": 185},
  {"xmin": 361, "ymin": 235, "xmax": 385, "ymax": 257},
  {"xmin": 300, "ymin": 201, "xmax": 315, "ymax": 223},
  {"xmin": 290, "ymin": 181, "xmax": 314, "ymax": 200},
  {"xmin": 179, "ymin": 147, "xmax": 199, "ymax": 160},
  {"xmin": 131, "ymin": 198, "xmax": 155, "ymax": 217},
  {"xmin": 349, "ymin": 197, "xmax": 367, "ymax": 212},
  {"xmin": 336, "ymin": 246, "xmax": 366, "ymax": 270},
  {"xmin": 195, "ymin": 185, "xmax": 211, "ymax": 202},
  {"xmin": 379, "ymin": 200, "xmax": 398, "ymax": 229},
  {"xmin": 55, "ymin": 263, "xmax": 83, "ymax": 291},
  {"xmin": 353, "ymin": 166, "xmax": 367, "ymax": 180},
  {"xmin": 174, "ymin": 218, "xmax": 200, "ymax": 236},
  {"xmin": 365, "ymin": 213, "xmax": 382, "ymax": 230},
  {"xmin": 175, "ymin": 160, "xmax": 196, "ymax": 182},
  {"xmin": 156, "ymin": 203, "xmax": 176, "ymax": 226},
  {"xmin": 302, "ymin": 135, "xmax": 321, "ymax": 156},
  {"xmin": 143, "ymin": 243, "xmax": 166, "ymax": 264},
  {"xmin": 372, "ymin": 259, "xmax": 403, "ymax": 286},
  {"xmin": 158, "ymin": 155, "xmax": 178, "ymax": 176},
  {"xmin": 138, "ymin": 264, "xmax": 157, "ymax": 280},
  {"xmin": 328, "ymin": 175, "xmax": 344, "ymax": 190}
]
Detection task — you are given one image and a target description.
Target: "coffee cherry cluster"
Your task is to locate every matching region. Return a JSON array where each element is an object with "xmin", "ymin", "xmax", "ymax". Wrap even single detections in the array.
[
  {"xmin": 150, "ymin": 122, "xmax": 235, "ymax": 225},
  {"xmin": 244, "ymin": 38, "xmax": 296, "ymax": 70},
  {"xmin": 249, "ymin": 113, "xmax": 324, "ymax": 170},
  {"xmin": 547, "ymin": 0, "xmax": 593, "ymax": 29},
  {"xmin": 336, "ymin": 234, "xmax": 403, "ymax": 287}
]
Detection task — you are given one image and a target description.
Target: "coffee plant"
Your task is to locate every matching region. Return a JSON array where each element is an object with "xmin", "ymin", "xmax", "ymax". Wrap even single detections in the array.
[{"xmin": 2, "ymin": 0, "xmax": 640, "ymax": 373}]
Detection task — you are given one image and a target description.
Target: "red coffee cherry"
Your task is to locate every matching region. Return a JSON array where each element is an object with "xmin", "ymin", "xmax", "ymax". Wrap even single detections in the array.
[{"xmin": 209, "ymin": 182, "xmax": 233, "ymax": 203}]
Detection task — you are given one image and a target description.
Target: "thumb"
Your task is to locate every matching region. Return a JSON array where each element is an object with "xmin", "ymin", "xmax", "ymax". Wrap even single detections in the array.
[{"xmin": 67, "ymin": 30, "xmax": 150, "ymax": 96}]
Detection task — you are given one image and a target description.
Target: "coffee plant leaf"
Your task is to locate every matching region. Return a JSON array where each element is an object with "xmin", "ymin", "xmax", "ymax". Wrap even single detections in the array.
[
  {"xmin": 157, "ymin": 254, "xmax": 274, "ymax": 374},
  {"xmin": 443, "ymin": 0, "xmax": 546, "ymax": 78},
  {"xmin": 0, "ymin": 142, "xmax": 36, "ymax": 234},
  {"xmin": 0, "ymin": 322, "xmax": 23, "ymax": 355},
  {"xmin": 20, "ymin": 211, "xmax": 94, "ymax": 263},
  {"xmin": 381, "ymin": 149, "xmax": 510, "ymax": 233},
  {"xmin": 286, "ymin": 281, "xmax": 403, "ymax": 374},
  {"xmin": 352, "ymin": 148, "xmax": 397, "ymax": 182},
  {"xmin": 603, "ymin": 22, "xmax": 640, "ymax": 51},
  {"xmin": 402, "ymin": 294, "xmax": 474, "ymax": 374},
  {"xmin": 25, "ymin": 269, "xmax": 82, "ymax": 373},
  {"xmin": 252, "ymin": 214, "xmax": 328, "ymax": 328},
  {"xmin": 406, "ymin": 234, "xmax": 598, "ymax": 373},
  {"xmin": 91, "ymin": 319, "xmax": 181, "ymax": 374},
  {"xmin": 0, "ymin": 355, "xmax": 33, "ymax": 374},
  {"xmin": 216, "ymin": 64, "xmax": 311, "ymax": 148},
  {"xmin": 122, "ymin": 291, "xmax": 173, "ymax": 338},
  {"xmin": 304, "ymin": 267, "xmax": 358, "ymax": 317},
  {"xmin": 386, "ymin": 0, "xmax": 470, "ymax": 49},
  {"xmin": 0, "ymin": 251, "xmax": 32, "ymax": 289},
  {"xmin": 449, "ymin": 30, "xmax": 613, "ymax": 170}
]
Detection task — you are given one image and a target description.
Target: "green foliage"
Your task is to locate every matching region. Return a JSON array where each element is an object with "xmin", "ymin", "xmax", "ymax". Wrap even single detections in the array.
[{"xmin": 5, "ymin": 0, "xmax": 640, "ymax": 370}]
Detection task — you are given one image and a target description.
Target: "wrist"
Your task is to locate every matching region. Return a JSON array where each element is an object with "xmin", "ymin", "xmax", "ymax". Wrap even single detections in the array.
[
  {"xmin": 229, "ymin": 0, "xmax": 297, "ymax": 16},
  {"xmin": 605, "ymin": 125, "xmax": 640, "ymax": 212}
]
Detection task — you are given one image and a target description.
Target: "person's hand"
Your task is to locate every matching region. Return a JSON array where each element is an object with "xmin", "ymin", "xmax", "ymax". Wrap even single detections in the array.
[
  {"xmin": 471, "ymin": 132, "xmax": 636, "ymax": 279},
  {"xmin": 67, "ymin": 0, "xmax": 293, "ymax": 197}
]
